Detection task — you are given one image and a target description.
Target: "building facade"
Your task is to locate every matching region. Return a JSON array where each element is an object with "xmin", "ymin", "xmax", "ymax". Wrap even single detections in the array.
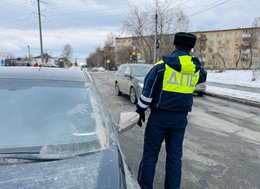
[{"xmin": 115, "ymin": 27, "xmax": 260, "ymax": 70}]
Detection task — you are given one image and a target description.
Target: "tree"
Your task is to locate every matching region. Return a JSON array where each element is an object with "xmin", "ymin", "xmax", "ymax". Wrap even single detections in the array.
[
  {"xmin": 104, "ymin": 32, "xmax": 116, "ymax": 70},
  {"xmin": 251, "ymin": 17, "xmax": 260, "ymax": 80},
  {"xmin": 119, "ymin": 1, "xmax": 190, "ymax": 63},
  {"xmin": 116, "ymin": 46, "xmax": 132, "ymax": 64},
  {"xmin": 86, "ymin": 46, "xmax": 105, "ymax": 68},
  {"xmin": 61, "ymin": 44, "xmax": 73, "ymax": 64},
  {"xmin": 193, "ymin": 33, "xmax": 207, "ymax": 67},
  {"xmin": 4, "ymin": 52, "xmax": 15, "ymax": 59},
  {"xmin": 233, "ymin": 45, "xmax": 240, "ymax": 69}
]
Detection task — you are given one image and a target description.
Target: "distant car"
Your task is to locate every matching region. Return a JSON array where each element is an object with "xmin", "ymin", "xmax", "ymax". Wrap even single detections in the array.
[
  {"xmin": 81, "ymin": 64, "xmax": 87, "ymax": 71},
  {"xmin": 92, "ymin": 66, "xmax": 105, "ymax": 72},
  {"xmin": 194, "ymin": 82, "xmax": 207, "ymax": 96},
  {"xmin": 115, "ymin": 63, "xmax": 153, "ymax": 104},
  {"xmin": 0, "ymin": 67, "xmax": 140, "ymax": 189}
]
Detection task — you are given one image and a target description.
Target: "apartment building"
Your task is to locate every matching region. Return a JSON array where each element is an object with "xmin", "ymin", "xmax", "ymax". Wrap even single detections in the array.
[
  {"xmin": 115, "ymin": 27, "xmax": 260, "ymax": 69},
  {"xmin": 115, "ymin": 37, "xmax": 134, "ymax": 51},
  {"xmin": 192, "ymin": 27, "xmax": 259, "ymax": 69}
]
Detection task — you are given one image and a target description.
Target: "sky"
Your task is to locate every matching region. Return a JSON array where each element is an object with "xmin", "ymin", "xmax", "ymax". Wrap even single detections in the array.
[
  {"xmin": 1, "ymin": 0, "xmax": 260, "ymax": 63},
  {"xmin": 206, "ymin": 70, "xmax": 260, "ymax": 103}
]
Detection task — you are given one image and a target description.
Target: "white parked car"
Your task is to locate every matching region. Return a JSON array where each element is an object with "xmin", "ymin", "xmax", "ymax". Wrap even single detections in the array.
[{"xmin": 194, "ymin": 82, "xmax": 207, "ymax": 96}]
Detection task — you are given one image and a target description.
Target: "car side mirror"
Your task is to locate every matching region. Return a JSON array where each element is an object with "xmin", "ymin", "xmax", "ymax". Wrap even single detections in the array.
[
  {"xmin": 124, "ymin": 72, "xmax": 130, "ymax": 77},
  {"xmin": 116, "ymin": 112, "xmax": 139, "ymax": 134}
]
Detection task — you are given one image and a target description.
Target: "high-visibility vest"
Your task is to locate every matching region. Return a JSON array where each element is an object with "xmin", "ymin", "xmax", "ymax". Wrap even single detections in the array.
[{"xmin": 156, "ymin": 56, "xmax": 200, "ymax": 94}]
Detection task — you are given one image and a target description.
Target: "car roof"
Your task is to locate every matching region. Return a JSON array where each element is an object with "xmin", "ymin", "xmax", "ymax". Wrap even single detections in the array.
[
  {"xmin": 0, "ymin": 67, "xmax": 90, "ymax": 83},
  {"xmin": 121, "ymin": 63, "xmax": 153, "ymax": 66}
]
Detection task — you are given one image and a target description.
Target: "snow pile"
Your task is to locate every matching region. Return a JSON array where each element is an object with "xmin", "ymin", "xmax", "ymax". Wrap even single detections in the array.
[
  {"xmin": 205, "ymin": 70, "xmax": 260, "ymax": 102},
  {"xmin": 206, "ymin": 70, "xmax": 260, "ymax": 87}
]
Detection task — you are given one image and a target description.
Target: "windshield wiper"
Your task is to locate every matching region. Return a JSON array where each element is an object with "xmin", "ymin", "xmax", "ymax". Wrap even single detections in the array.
[
  {"xmin": 0, "ymin": 149, "xmax": 102, "ymax": 161},
  {"xmin": 0, "ymin": 154, "xmax": 62, "ymax": 161}
]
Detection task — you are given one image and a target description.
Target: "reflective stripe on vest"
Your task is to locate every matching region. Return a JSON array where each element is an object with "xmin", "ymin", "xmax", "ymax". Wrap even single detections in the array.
[{"xmin": 162, "ymin": 56, "xmax": 200, "ymax": 94}]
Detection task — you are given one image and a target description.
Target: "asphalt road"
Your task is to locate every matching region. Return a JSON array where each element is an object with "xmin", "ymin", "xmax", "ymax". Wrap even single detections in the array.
[{"xmin": 90, "ymin": 71, "xmax": 260, "ymax": 189}]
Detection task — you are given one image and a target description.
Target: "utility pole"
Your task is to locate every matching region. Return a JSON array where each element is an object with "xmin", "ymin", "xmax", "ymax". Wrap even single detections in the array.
[
  {"xmin": 20, "ymin": 40, "xmax": 31, "ymax": 62},
  {"xmin": 37, "ymin": 0, "xmax": 44, "ymax": 66},
  {"xmin": 153, "ymin": 0, "xmax": 158, "ymax": 64}
]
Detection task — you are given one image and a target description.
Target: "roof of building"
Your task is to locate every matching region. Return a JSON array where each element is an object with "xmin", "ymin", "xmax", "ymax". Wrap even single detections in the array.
[{"xmin": 34, "ymin": 53, "xmax": 54, "ymax": 59}]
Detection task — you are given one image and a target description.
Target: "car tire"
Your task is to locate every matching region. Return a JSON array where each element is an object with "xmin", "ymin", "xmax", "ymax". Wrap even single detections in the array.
[
  {"xmin": 115, "ymin": 83, "xmax": 122, "ymax": 96},
  {"xmin": 129, "ymin": 87, "xmax": 137, "ymax": 104},
  {"xmin": 197, "ymin": 92, "xmax": 204, "ymax": 96}
]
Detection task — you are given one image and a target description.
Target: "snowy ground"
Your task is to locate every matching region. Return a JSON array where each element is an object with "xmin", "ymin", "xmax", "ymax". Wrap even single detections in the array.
[{"xmin": 206, "ymin": 70, "xmax": 260, "ymax": 102}]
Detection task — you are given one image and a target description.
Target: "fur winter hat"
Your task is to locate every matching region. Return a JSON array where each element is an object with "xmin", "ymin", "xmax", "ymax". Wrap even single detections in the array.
[{"xmin": 173, "ymin": 32, "xmax": 197, "ymax": 48}]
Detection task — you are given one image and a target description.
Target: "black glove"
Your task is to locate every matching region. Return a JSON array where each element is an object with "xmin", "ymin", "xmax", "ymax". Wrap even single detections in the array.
[{"xmin": 136, "ymin": 110, "xmax": 145, "ymax": 127}]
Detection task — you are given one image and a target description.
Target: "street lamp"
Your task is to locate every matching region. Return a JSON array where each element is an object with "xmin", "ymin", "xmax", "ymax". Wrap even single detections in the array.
[{"xmin": 20, "ymin": 40, "xmax": 31, "ymax": 63}]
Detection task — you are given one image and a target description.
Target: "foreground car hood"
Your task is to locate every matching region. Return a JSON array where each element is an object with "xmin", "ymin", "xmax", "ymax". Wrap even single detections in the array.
[{"xmin": 0, "ymin": 145, "xmax": 139, "ymax": 189}]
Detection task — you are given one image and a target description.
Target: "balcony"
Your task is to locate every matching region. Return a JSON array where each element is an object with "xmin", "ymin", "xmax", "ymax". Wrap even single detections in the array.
[{"xmin": 241, "ymin": 57, "xmax": 249, "ymax": 61}]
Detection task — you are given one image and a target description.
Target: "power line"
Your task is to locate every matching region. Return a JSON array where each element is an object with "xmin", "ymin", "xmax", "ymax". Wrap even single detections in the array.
[
  {"xmin": 188, "ymin": 0, "xmax": 231, "ymax": 17},
  {"xmin": 219, "ymin": 2, "xmax": 260, "ymax": 29},
  {"xmin": 0, "ymin": 0, "xmax": 33, "ymax": 12},
  {"xmin": 1, "ymin": 0, "xmax": 260, "ymax": 32}
]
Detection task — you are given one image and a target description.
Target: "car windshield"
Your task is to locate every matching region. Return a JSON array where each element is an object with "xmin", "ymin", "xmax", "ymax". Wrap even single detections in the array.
[
  {"xmin": 131, "ymin": 65, "xmax": 153, "ymax": 77},
  {"xmin": 0, "ymin": 79, "xmax": 110, "ymax": 155}
]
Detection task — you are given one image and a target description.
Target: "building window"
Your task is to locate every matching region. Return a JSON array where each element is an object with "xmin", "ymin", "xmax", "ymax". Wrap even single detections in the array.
[
  {"xmin": 128, "ymin": 40, "xmax": 131, "ymax": 43},
  {"xmin": 225, "ymin": 32, "xmax": 232, "ymax": 37},
  {"xmin": 209, "ymin": 34, "xmax": 214, "ymax": 38},
  {"xmin": 224, "ymin": 54, "xmax": 230, "ymax": 59},
  {"xmin": 242, "ymin": 54, "xmax": 249, "ymax": 58},
  {"xmin": 235, "ymin": 40, "xmax": 239, "ymax": 44},
  {"xmin": 208, "ymin": 62, "xmax": 213, "ymax": 66},
  {"xmin": 201, "ymin": 42, "xmax": 206, "ymax": 47},
  {"xmin": 208, "ymin": 55, "xmax": 212, "ymax": 60},
  {"xmin": 217, "ymin": 48, "xmax": 221, "ymax": 52},
  {"xmin": 216, "ymin": 62, "xmax": 221, "ymax": 66},
  {"xmin": 234, "ymin": 46, "xmax": 239, "ymax": 51},
  {"xmin": 243, "ymin": 30, "xmax": 250, "ymax": 34},
  {"xmin": 253, "ymin": 54, "xmax": 258, "ymax": 58},
  {"xmin": 122, "ymin": 40, "xmax": 126, "ymax": 44},
  {"xmin": 235, "ymin": 32, "xmax": 240, "ymax": 36},
  {"xmin": 208, "ymin": 48, "xmax": 213, "ymax": 52},
  {"xmin": 226, "ymin": 40, "xmax": 231, "ymax": 44},
  {"xmin": 234, "ymin": 54, "xmax": 238, "ymax": 59},
  {"xmin": 225, "ymin": 47, "xmax": 230, "ymax": 52},
  {"xmin": 217, "ymin": 40, "xmax": 222, "ymax": 45},
  {"xmin": 209, "ymin": 41, "xmax": 214, "ymax": 45},
  {"xmin": 243, "ymin": 62, "xmax": 247, "ymax": 66},
  {"xmin": 225, "ymin": 62, "xmax": 230, "ymax": 67},
  {"xmin": 217, "ymin": 33, "xmax": 223, "ymax": 37},
  {"xmin": 117, "ymin": 46, "xmax": 120, "ymax": 50},
  {"xmin": 116, "ymin": 41, "xmax": 121, "ymax": 44}
]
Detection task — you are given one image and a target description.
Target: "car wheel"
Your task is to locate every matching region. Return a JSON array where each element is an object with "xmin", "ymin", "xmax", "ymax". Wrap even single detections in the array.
[
  {"xmin": 197, "ymin": 92, "xmax": 204, "ymax": 96},
  {"xmin": 115, "ymin": 83, "xmax": 122, "ymax": 96},
  {"xmin": 129, "ymin": 87, "xmax": 137, "ymax": 104}
]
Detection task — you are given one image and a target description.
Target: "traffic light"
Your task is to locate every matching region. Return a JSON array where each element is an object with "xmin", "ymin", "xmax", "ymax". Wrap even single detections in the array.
[
  {"xmin": 156, "ymin": 39, "xmax": 160, "ymax": 49},
  {"xmin": 132, "ymin": 51, "xmax": 136, "ymax": 62}
]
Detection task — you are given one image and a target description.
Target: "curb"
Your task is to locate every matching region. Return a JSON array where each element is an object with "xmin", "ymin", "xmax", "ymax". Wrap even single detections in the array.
[{"xmin": 205, "ymin": 92, "xmax": 260, "ymax": 108}]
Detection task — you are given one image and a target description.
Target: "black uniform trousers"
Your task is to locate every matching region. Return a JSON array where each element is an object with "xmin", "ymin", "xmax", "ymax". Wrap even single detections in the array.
[{"xmin": 138, "ymin": 110, "xmax": 188, "ymax": 189}]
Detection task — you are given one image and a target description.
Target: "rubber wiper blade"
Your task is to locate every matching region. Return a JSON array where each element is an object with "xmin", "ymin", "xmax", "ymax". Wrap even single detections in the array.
[{"xmin": 0, "ymin": 154, "xmax": 62, "ymax": 161}]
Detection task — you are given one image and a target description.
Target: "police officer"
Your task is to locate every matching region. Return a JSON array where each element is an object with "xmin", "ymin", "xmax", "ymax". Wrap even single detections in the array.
[{"xmin": 136, "ymin": 32, "xmax": 207, "ymax": 189}]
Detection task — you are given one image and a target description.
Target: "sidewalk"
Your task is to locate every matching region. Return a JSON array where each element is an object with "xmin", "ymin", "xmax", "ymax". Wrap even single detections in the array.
[{"xmin": 205, "ymin": 83, "xmax": 260, "ymax": 108}]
